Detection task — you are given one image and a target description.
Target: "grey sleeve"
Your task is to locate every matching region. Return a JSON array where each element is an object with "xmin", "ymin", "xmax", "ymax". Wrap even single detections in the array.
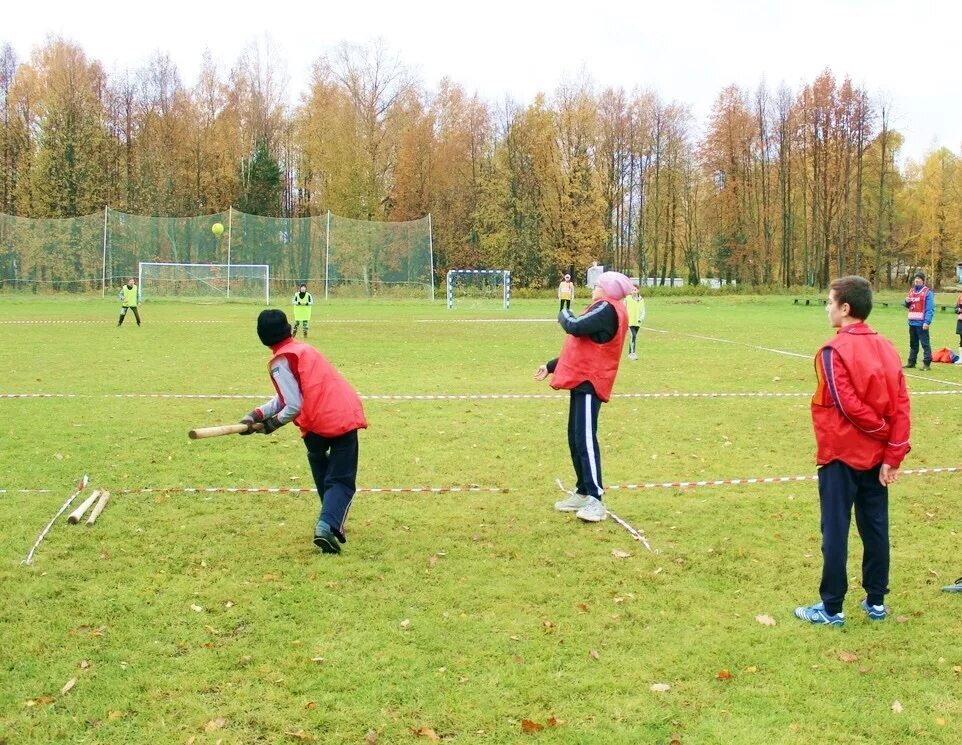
[{"xmin": 264, "ymin": 356, "xmax": 303, "ymax": 424}]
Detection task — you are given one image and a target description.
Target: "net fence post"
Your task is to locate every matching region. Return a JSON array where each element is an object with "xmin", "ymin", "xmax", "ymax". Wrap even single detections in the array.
[
  {"xmin": 325, "ymin": 210, "xmax": 331, "ymax": 301},
  {"xmin": 226, "ymin": 206, "xmax": 233, "ymax": 299},
  {"xmin": 101, "ymin": 206, "xmax": 109, "ymax": 298},
  {"xmin": 428, "ymin": 213, "xmax": 435, "ymax": 302},
  {"xmin": 446, "ymin": 270, "xmax": 453, "ymax": 309}
]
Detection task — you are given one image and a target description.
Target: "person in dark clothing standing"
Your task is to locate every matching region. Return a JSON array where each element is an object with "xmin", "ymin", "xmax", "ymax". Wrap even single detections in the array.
[
  {"xmin": 238, "ymin": 309, "xmax": 367, "ymax": 554},
  {"xmin": 534, "ymin": 271, "xmax": 634, "ymax": 523},
  {"xmin": 795, "ymin": 276, "xmax": 911, "ymax": 626}
]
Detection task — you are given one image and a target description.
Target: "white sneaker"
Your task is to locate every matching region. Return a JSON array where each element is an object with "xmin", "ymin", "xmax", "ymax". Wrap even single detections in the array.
[
  {"xmin": 628, "ymin": 352, "xmax": 637, "ymax": 360},
  {"xmin": 576, "ymin": 496, "xmax": 607, "ymax": 522},
  {"xmin": 555, "ymin": 493, "xmax": 589, "ymax": 512}
]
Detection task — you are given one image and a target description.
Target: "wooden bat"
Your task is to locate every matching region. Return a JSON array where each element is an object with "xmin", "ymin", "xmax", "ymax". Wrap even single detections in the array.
[
  {"xmin": 67, "ymin": 489, "xmax": 102, "ymax": 524},
  {"xmin": 86, "ymin": 491, "xmax": 110, "ymax": 526},
  {"xmin": 188, "ymin": 422, "xmax": 263, "ymax": 439}
]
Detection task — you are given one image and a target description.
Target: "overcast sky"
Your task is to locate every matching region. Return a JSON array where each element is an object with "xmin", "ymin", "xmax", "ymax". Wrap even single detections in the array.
[{"xmin": 6, "ymin": 0, "xmax": 958, "ymax": 164}]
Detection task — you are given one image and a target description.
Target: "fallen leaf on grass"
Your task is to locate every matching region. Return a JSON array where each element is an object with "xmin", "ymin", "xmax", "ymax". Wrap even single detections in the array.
[
  {"xmin": 953, "ymin": 665, "xmax": 962, "ymax": 674},
  {"xmin": 611, "ymin": 549, "xmax": 632, "ymax": 559},
  {"xmin": 650, "ymin": 683, "xmax": 671, "ymax": 692},
  {"xmin": 305, "ymin": 701, "xmax": 317, "ymax": 710},
  {"xmin": 60, "ymin": 677, "xmax": 77, "ymax": 695},
  {"xmin": 25, "ymin": 696, "xmax": 55, "ymax": 707},
  {"xmin": 576, "ymin": 603, "xmax": 589, "ymax": 612},
  {"xmin": 399, "ymin": 619, "xmax": 411, "ymax": 629},
  {"xmin": 837, "ymin": 650, "xmax": 859, "ymax": 663},
  {"xmin": 936, "ymin": 718, "xmax": 946, "ymax": 726},
  {"xmin": 365, "ymin": 730, "xmax": 378, "ymax": 744},
  {"xmin": 205, "ymin": 718, "xmax": 226, "ymax": 732},
  {"xmin": 546, "ymin": 716, "xmax": 563, "ymax": 727},
  {"xmin": 521, "ymin": 719, "xmax": 544, "ymax": 733},
  {"xmin": 107, "ymin": 710, "xmax": 123, "ymax": 720},
  {"xmin": 412, "ymin": 726, "xmax": 440, "ymax": 740},
  {"xmin": 284, "ymin": 730, "xmax": 314, "ymax": 741},
  {"xmin": 79, "ymin": 660, "xmax": 90, "ymax": 669},
  {"xmin": 891, "ymin": 700, "xmax": 903, "ymax": 714},
  {"xmin": 755, "ymin": 614, "xmax": 777, "ymax": 627},
  {"xmin": 589, "ymin": 649, "xmax": 600, "ymax": 660},
  {"xmin": 190, "ymin": 604, "xmax": 203, "ymax": 613},
  {"xmin": 716, "ymin": 669, "xmax": 733, "ymax": 681}
]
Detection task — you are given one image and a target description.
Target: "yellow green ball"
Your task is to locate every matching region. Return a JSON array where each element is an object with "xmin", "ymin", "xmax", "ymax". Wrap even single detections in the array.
[{"xmin": 212, "ymin": 222, "xmax": 224, "ymax": 236}]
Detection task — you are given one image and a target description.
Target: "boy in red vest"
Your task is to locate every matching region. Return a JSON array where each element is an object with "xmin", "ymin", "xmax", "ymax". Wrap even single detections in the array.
[
  {"xmin": 534, "ymin": 271, "xmax": 634, "ymax": 522},
  {"xmin": 238, "ymin": 309, "xmax": 368, "ymax": 554},
  {"xmin": 795, "ymin": 276, "xmax": 911, "ymax": 626},
  {"xmin": 955, "ymin": 292, "xmax": 962, "ymax": 363},
  {"xmin": 903, "ymin": 271, "xmax": 934, "ymax": 370}
]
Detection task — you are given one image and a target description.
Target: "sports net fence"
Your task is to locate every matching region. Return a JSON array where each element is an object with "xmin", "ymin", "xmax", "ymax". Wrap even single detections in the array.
[{"xmin": 0, "ymin": 209, "xmax": 434, "ymax": 300}]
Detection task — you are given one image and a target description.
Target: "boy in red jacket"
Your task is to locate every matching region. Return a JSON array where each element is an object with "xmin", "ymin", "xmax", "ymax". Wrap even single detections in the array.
[
  {"xmin": 795, "ymin": 276, "xmax": 911, "ymax": 626},
  {"xmin": 534, "ymin": 271, "xmax": 634, "ymax": 523},
  {"xmin": 238, "ymin": 309, "xmax": 368, "ymax": 554}
]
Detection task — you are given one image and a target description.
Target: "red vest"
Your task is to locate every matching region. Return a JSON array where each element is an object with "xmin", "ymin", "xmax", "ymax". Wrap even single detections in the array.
[
  {"xmin": 906, "ymin": 286, "xmax": 929, "ymax": 321},
  {"xmin": 551, "ymin": 298, "xmax": 628, "ymax": 402},
  {"xmin": 811, "ymin": 323, "xmax": 909, "ymax": 470},
  {"xmin": 268, "ymin": 339, "xmax": 368, "ymax": 438},
  {"xmin": 956, "ymin": 293, "xmax": 962, "ymax": 320}
]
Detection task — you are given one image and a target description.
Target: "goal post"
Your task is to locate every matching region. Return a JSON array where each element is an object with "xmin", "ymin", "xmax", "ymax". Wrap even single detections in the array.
[
  {"xmin": 446, "ymin": 269, "xmax": 511, "ymax": 310},
  {"xmin": 137, "ymin": 262, "xmax": 270, "ymax": 304}
]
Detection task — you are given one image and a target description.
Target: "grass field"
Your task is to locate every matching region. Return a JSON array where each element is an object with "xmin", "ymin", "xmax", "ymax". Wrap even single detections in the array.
[{"xmin": 2, "ymin": 292, "xmax": 961, "ymax": 744}]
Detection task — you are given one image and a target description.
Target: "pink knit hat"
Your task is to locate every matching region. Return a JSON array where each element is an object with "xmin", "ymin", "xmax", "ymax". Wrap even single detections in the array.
[{"xmin": 595, "ymin": 271, "xmax": 634, "ymax": 300}]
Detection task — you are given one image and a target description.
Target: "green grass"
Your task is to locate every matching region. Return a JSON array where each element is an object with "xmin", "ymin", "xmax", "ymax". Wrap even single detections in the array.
[{"xmin": 2, "ymin": 294, "xmax": 962, "ymax": 744}]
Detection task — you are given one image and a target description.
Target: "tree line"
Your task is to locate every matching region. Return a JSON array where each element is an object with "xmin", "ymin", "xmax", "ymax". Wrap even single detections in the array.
[{"xmin": 1, "ymin": 37, "xmax": 959, "ymax": 289}]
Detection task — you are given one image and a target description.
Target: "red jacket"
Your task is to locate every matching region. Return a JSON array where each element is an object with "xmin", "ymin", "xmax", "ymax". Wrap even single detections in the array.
[
  {"xmin": 551, "ymin": 298, "xmax": 628, "ymax": 402},
  {"xmin": 268, "ymin": 339, "xmax": 368, "ymax": 438},
  {"xmin": 811, "ymin": 322, "xmax": 911, "ymax": 470}
]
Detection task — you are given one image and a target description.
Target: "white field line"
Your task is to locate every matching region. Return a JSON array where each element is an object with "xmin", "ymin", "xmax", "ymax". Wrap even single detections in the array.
[
  {"xmin": 644, "ymin": 325, "xmax": 962, "ymax": 387},
  {"xmin": 6, "ymin": 466, "xmax": 959, "ymax": 497},
  {"xmin": 0, "ymin": 319, "xmax": 226, "ymax": 324},
  {"xmin": 417, "ymin": 318, "xmax": 555, "ymax": 323},
  {"xmin": 4, "ymin": 389, "xmax": 962, "ymax": 402}
]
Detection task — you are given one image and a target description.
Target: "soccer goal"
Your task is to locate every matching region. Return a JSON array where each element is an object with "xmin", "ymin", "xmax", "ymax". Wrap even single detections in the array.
[
  {"xmin": 138, "ymin": 262, "xmax": 270, "ymax": 304},
  {"xmin": 446, "ymin": 269, "xmax": 511, "ymax": 310}
]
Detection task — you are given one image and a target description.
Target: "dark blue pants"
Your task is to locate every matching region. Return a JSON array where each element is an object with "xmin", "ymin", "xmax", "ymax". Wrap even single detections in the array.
[
  {"xmin": 628, "ymin": 326, "xmax": 639, "ymax": 355},
  {"xmin": 908, "ymin": 324, "xmax": 931, "ymax": 365},
  {"xmin": 817, "ymin": 460, "xmax": 890, "ymax": 614},
  {"xmin": 567, "ymin": 390, "xmax": 604, "ymax": 499},
  {"xmin": 305, "ymin": 430, "xmax": 359, "ymax": 542}
]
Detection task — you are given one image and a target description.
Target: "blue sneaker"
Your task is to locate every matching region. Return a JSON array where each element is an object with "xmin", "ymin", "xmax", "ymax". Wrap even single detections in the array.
[
  {"xmin": 313, "ymin": 520, "xmax": 341, "ymax": 554},
  {"xmin": 794, "ymin": 601, "xmax": 845, "ymax": 626},
  {"xmin": 860, "ymin": 599, "xmax": 888, "ymax": 621}
]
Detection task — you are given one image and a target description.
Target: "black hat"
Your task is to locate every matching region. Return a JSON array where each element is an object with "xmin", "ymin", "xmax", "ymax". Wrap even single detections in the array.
[
  {"xmin": 257, "ymin": 309, "xmax": 292, "ymax": 346},
  {"xmin": 914, "ymin": 271, "xmax": 926, "ymax": 280}
]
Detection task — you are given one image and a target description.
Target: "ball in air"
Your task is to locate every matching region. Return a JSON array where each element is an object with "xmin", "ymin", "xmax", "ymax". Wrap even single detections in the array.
[{"xmin": 212, "ymin": 222, "xmax": 224, "ymax": 236}]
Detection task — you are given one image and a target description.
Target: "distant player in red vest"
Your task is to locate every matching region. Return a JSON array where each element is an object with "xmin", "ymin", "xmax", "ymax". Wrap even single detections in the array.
[
  {"xmin": 903, "ymin": 271, "xmax": 934, "ymax": 370},
  {"xmin": 238, "ymin": 309, "xmax": 368, "ymax": 554},
  {"xmin": 794, "ymin": 275, "xmax": 911, "ymax": 626},
  {"xmin": 534, "ymin": 271, "xmax": 633, "ymax": 523},
  {"xmin": 955, "ymin": 292, "xmax": 962, "ymax": 364}
]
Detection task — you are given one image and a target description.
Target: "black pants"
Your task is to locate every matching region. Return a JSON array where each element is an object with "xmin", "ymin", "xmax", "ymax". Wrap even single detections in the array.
[
  {"xmin": 628, "ymin": 326, "xmax": 639, "ymax": 355},
  {"xmin": 817, "ymin": 460, "xmax": 889, "ymax": 614},
  {"xmin": 567, "ymin": 390, "xmax": 604, "ymax": 499},
  {"xmin": 305, "ymin": 430, "xmax": 359, "ymax": 541},
  {"xmin": 118, "ymin": 306, "xmax": 141, "ymax": 325},
  {"xmin": 559, "ymin": 299, "xmax": 571, "ymax": 312},
  {"xmin": 908, "ymin": 324, "xmax": 931, "ymax": 365}
]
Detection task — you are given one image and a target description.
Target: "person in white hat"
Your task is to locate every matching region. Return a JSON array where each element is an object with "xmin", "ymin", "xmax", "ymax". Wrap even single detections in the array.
[{"xmin": 557, "ymin": 273, "xmax": 574, "ymax": 312}]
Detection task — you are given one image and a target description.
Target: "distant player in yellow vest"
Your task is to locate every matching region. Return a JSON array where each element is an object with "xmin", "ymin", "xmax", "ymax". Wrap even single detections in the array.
[
  {"xmin": 292, "ymin": 283, "xmax": 313, "ymax": 338},
  {"xmin": 624, "ymin": 283, "xmax": 645, "ymax": 360},
  {"xmin": 117, "ymin": 277, "xmax": 141, "ymax": 327},
  {"xmin": 557, "ymin": 274, "xmax": 574, "ymax": 312}
]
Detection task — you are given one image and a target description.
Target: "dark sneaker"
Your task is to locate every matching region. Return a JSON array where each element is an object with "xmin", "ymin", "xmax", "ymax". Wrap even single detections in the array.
[
  {"xmin": 921, "ymin": 364, "xmax": 931, "ymax": 371},
  {"xmin": 313, "ymin": 520, "xmax": 341, "ymax": 554},
  {"xmin": 794, "ymin": 601, "xmax": 844, "ymax": 626},
  {"xmin": 902, "ymin": 363, "xmax": 915, "ymax": 369},
  {"xmin": 860, "ymin": 599, "xmax": 888, "ymax": 620}
]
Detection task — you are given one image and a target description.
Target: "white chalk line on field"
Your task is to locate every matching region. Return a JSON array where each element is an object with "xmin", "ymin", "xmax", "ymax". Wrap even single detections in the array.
[
  {"xmin": 0, "ymin": 319, "xmax": 227, "ymax": 324},
  {"xmin": 4, "ymin": 389, "xmax": 962, "ymax": 402},
  {"xmin": 7, "ymin": 466, "xmax": 959, "ymax": 497},
  {"xmin": 2, "ymin": 485, "xmax": 507, "ymax": 495},
  {"xmin": 644, "ymin": 325, "xmax": 962, "ymax": 387}
]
